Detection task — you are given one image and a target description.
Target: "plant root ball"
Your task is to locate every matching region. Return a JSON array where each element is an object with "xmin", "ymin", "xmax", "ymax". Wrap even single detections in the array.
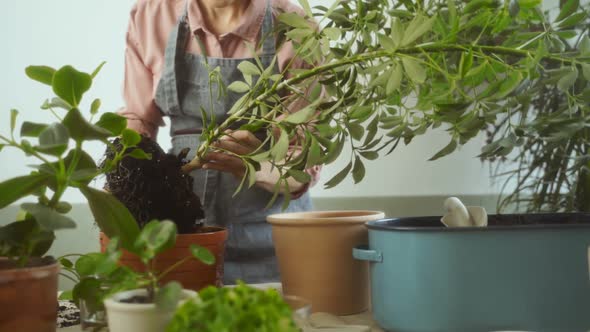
[{"xmin": 103, "ymin": 136, "xmax": 204, "ymax": 234}]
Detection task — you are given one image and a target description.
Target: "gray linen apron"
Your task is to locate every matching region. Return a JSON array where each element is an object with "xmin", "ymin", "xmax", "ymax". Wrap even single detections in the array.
[{"xmin": 154, "ymin": 0, "xmax": 313, "ymax": 284}]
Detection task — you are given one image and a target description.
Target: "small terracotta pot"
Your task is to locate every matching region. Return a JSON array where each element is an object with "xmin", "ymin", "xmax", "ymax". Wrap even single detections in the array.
[
  {"xmin": 100, "ymin": 227, "xmax": 227, "ymax": 290},
  {"xmin": 104, "ymin": 288, "xmax": 196, "ymax": 332},
  {"xmin": 0, "ymin": 258, "xmax": 59, "ymax": 332},
  {"xmin": 267, "ymin": 210, "xmax": 385, "ymax": 315}
]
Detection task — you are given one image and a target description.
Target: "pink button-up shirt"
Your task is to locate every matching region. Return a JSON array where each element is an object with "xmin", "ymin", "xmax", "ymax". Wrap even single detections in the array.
[{"xmin": 121, "ymin": 0, "xmax": 320, "ymax": 191}]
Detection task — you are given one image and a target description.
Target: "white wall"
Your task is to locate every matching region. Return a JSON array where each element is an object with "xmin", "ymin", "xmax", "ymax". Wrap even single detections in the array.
[{"xmin": 2, "ymin": 0, "xmax": 546, "ymax": 203}]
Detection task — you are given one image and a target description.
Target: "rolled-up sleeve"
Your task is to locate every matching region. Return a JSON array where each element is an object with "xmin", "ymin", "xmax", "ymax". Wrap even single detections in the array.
[{"xmin": 120, "ymin": 5, "xmax": 164, "ymax": 139}]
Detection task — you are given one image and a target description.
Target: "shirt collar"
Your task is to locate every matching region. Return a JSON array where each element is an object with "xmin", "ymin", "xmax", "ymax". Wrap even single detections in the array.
[{"xmin": 187, "ymin": 0, "xmax": 266, "ymax": 42}]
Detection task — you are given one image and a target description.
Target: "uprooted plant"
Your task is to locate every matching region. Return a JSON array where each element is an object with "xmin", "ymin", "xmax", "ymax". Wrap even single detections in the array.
[
  {"xmin": 177, "ymin": 0, "xmax": 589, "ymax": 210},
  {"xmin": 102, "ymin": 136, "xmax": 205, "ymax": 234}
]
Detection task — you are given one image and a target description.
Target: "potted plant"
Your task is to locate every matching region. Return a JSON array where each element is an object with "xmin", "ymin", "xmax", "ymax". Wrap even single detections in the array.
[
  {"xmin": 167, "ymin": 282, "xmax": 300, "ymax": 332},
  {"xmin": 98, "ymin": 136, "xmax": 227, "ymax": 291},
  {"xmin": 62, "ymin": 219, "xmax": 215, "ymax": 332},
  {"xmin": 162, "ymin": 0, "xmax": 590, "ymax": 329},
  {"xmin": 0, "ymin": 63, "xmax": 143, "ymax": 332}
]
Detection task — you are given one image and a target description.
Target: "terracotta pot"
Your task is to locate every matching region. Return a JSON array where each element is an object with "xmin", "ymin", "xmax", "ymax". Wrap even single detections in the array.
[
  {"xmin": 100, "ymin": 227, "xmax": 227, "ymax": 291},
  {"xmin": 0, "ymin": 258, "xmax": 59, "ymax": 332},
  {"xmin": 267, "ymin": 210, "xmax": 385, "ymax": 315},
  {"xmin": 104, "ymin": 288, "xmax": 196, "ymax": 332}
]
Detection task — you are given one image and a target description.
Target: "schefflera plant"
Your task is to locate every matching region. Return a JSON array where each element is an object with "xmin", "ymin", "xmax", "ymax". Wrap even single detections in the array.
[
  {"xmin": 0, "ymin": 63, "xmax": 145, "ymax": 266},
  {"xmin": 180, "ymin": 0, "xmax": 590, "ymax": 209}
]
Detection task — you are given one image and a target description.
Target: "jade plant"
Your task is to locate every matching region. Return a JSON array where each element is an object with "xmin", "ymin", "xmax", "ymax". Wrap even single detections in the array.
[
  {"xmin": 167, "ymin": 282, "xmax": 299, "ymax": 332},
  {"xmin": 60, "ymin": 220, "xmax": 214, "ymax": 324},
  {"xmin": 0, "ymin": 63, "xmax": 142, "ymax": 266},
  {"xmin": 177, "ymin": 0, "xmax": 589, "ymax": 210}
]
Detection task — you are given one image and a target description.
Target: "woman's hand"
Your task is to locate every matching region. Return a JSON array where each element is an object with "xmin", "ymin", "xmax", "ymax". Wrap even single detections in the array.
[
  {"xmin": 202, "ymin": 130, "xmax": 306, "ymax": 194},
  {"xmin": 202, "ymin": 130, "xmax": 262, "ymax": 178}
]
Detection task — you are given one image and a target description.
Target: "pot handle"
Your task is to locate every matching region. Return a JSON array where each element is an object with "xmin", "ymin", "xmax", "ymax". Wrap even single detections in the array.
[{"xmin": 353, "ymin": 245, "xmax": 382, "ymax": 263}]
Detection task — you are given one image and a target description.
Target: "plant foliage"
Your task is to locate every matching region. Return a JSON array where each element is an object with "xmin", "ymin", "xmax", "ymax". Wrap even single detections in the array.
[
  {"xmin": 167, "ymin": 282, "xmax": 298, "ymax": 332},
  {"xmin": 0, "ymin": 64, "xmax": 142, "ymax": 266},
  {"xmin": 179, "ymin": 0, "xmax": 589, "ymax": 210}
]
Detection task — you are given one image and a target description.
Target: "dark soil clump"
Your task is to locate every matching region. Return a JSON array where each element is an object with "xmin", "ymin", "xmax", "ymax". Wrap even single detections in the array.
[{"xmin": 103, "ymin": 136, "xmax": 204, "ymax": 234}]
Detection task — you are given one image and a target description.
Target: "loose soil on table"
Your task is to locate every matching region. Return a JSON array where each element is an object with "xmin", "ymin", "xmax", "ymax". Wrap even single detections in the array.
[{"xmin": 103, "ymin": 136, "xmax": 205, "ymax": 234}]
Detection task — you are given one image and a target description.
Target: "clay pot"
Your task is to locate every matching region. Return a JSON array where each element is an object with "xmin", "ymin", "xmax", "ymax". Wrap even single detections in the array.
[
  {"xmin": 104, "ymin": 288, "xmax": 196, "ymax": 332},
  {"xmin": 267, "ymin": 210, "xmax": 385, "ymax": 315},
  {"xmin": 100, "ymin": 227, "xmax": 227, "ymax": 291},
  {"xmin": 0, "ymin": 257, "xmax": 59, "ymax": 332}
]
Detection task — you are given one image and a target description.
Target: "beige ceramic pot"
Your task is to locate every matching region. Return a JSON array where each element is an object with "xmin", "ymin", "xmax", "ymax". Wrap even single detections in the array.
[
  {"xmin": 267, "ymin": 210, "xmax": 385, "ymax": 315},
  {"xmin": 104, "ymin": 288, "xmax": 196, "ymax": 332},
  {"xmin": 0, "ymin": 257, "xmax": 59, "ymax": 332}
]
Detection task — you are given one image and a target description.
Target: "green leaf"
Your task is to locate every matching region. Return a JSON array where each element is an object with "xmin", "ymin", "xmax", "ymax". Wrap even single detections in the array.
[
  {"xmin": 134, "ymin": 220, "xmax": 177, "ymax": 263},
  {"xmin": 95, "ymin": 112, "xmax": 127, "ymax": 136},
  {"xmin": 401, "ymin": 14, "xmax": 435, "ymax": 46},
  {"xmin": 58, "ymin": 291, "xmax": 73, "ymax": 301},
  {"xmin": 0, "ymin": 173, "xmax": 50, "ymax": 209},
  {"xmin": 127, "ymin": 148, "xmax": 152, "ymax": 160},
  {"xmin": 324, "ymin": 162, "xmax": 352, "ymax": 189},
  {"xmin": 10, "ymin": 109, "xmax": 18, "ymax": 136},
  {"xmin": 390, "ymin": 18, "xmax": 404, "ymax": 47},
  {"xmin": 324, "ymin": 136, "xmax": 344, "ymax": 165},
  {"xmin": 0, "ymin": 220, "xmax": 54, "ymax": 258},
  {"xmin": 278, "ymin": 12, "xmax": 311, "ymax": 29},
  {"xmin": 52, "ymin": 65, "xmax": 92, "ymax": 107},
  {"xmin": 245, "ymin": 162, "xmax": 257, "ymax": 189},
  {"xmin": 297, "ymin": 0, "xmax": 313, "ymax": 17},
  {"xmin": 360, "ymin": 151, "xmax": 379, "ymax": 160},
  {"xmin": 20, "ymin": 122, "xmax": 48, "ymax": 137},
  {"xmin": 121, "ymin": 128, "xmax": 141, "ymax": 147},
  {"xmin": 62, "ymin": 108, "xmax": 112, "ymax": 142},
  {"xmin": 349, "ymin": 122, "xmax": 364, "ymax": 141},
  {"xmin": 189, "ymin": 244, "xmax": 215, "ymax": 265},
  {"xmin": 378, "ymin": 34, "xmax": 396, "ymax": 51},
  {"xmin": 352, "ymin": 156, "xmax": 365, "ymax": 184},
  {"xmin": 306, "ymin": 136, "xmax": 322, "ymax": 168},
  {"xmin": 237, "ymin": 61, "xmax": 261, "ymax": 76},
  {"xmin": 91, "ymin": 61, "xmax": 106, "ymax": 79},
  {"xmin": 429, "ymin": 139, "xmax": 457, "ymax": 161},
  {"xmin": 288, "ymin": 169, "xmax": 311, "ymax": 183},
  {"xmin": 579, "ymin": 35, "xmax": 590, "ymax": 56},
  {"xmin": 25, "ymin": 66, "xmax": 55, "ymax": 86},
  {"xmin": 41, "ymin": 98, "xmax": 72, "ymax": 111},
  {"xmin": 90, "ymin": 99, "xmax": 102, "ymax": 115},
  {"xmin": 60, "ymin": 257, "xmax": 74, "ymax": 269},
  {"xmin": 581, "ymin": 63, "xmax": 590, "ymax": 80},
  {"xmin": 556, "ymin": 0, "xmax": 579, "ymax": 22},
  {"xmin": 227, "ymin": 81, "xmax": 250, "ymax": 93},
  {"xmin": 323, "ymin": 27, "xmax": 341, "ymax": 40},
  {"xmin": 386, "ymin": 64, "xmax": 402, "ymax": 95},
  {"xmin": 270, "ymin": 130, "xmax": 289, "ymax": 162},
  {"xmin": 80, "ymin": 186, "xmax": 140, "ymax": 254},
  {"xmin": 38, "ymin": 123, "xmax": 69, "ymax": 154},
  {"xmin": 284, "ymin": 105, "xmax": 315, "ymax": 124},
  {"xmin": 492, "ymin": 71, "xmax": 523, "ymax": 99},
  {"xmin": 402, "ymin": 58, "xmax": 426, "ymax": 83},
  {"xmin": 21, "ymin": 203, "xmax": 76, "ymax": 231},
  {"xmin": 156, "ymin": 282, "xmax": 183, "ymax": 310},
  {"xmin": 557, "ymin": 12, "xmax": 586, "ymax": 29},
  {"xmin": 557, "ymin": 68, "xmax": 578, "ymax": 92}
]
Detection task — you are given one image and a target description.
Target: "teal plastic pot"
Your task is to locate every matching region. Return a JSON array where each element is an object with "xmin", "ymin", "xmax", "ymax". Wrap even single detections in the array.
[{"xmin": 353, "ymin": 213, "xmax": 590, "ymax": 332}]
